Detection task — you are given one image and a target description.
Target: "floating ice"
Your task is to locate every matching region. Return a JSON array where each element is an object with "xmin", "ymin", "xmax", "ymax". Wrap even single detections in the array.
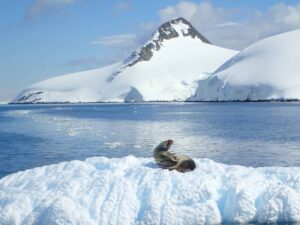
[
  {"xmin": 1, "ymin": 156, "xmax": 300, "ymax": 225},
  {"xmin": 7, "ymin": 110, "xmax": 31, "ymax": 116},
  {"xmin": 105, "ymin": 142, "xmax": 125, "ymax": 149}
]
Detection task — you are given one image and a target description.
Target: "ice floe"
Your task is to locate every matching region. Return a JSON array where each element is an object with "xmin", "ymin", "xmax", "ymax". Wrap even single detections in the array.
[{"xmin": 1, "ymin": 156, "xmax": 300, "ymax": 224}]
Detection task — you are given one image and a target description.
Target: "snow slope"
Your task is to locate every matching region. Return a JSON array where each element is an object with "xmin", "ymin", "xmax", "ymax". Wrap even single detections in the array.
[
  {"xmin": 1, "ymin": 156, "xmax": 300, "ymax": 225},
  {"xmin": 189, "ymin": 29, "xmax": 300, "ymax": 101},
  {"xmin": 12, "ymin": 18, "xmax": 237, "ymax": 103}
]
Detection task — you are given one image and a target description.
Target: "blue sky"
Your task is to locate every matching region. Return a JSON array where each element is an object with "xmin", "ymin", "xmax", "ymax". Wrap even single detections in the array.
[{"xmin": 1, "ymin": 0, "xmax": 300, "ymax": 101}]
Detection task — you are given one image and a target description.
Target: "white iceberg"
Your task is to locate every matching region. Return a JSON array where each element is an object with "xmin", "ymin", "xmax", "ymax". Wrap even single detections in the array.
[{"xmin": 1, "ymin": 156, "xmax": 300, "ymax": 224}]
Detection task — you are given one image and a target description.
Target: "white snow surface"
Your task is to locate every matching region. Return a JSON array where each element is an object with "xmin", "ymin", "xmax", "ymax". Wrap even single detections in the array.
[
  {"xmin": 12, "ymin": 21, "xmax": 237, "ymax": 103},
  {"xmin": 190, "ymin": 29, "xmax": 300, "ymax": 101},
  {"xmin": 1, "ymin": 156, "xmax": 300, "ymax": 225}
]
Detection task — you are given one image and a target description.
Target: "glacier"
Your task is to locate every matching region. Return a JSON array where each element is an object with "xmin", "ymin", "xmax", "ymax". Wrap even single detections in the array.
[
  {"xmin": 1, "ymin": 156, "xmax": 300, "ymax": 225},
  {"xmin": 190, "ymin": 29, "xmax": 300, "ymax": 101}
]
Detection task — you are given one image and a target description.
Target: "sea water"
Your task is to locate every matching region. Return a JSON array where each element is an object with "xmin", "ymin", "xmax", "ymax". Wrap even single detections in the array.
[{"xmin": 1, "ymin": 102, "xmax": 300, "ymax": 178}]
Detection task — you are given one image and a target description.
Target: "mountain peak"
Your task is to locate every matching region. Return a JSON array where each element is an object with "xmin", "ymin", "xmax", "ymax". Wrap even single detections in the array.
[
  {"xmin": 107, "ymin": 17, "xmax": 211, "ymax": 82},
  {"xmin": 157, "ymin": 17, "xmax": 211, "ymax": 44},
  {"xmin": 126, "ymin": 17, "xmax": 210, "ymax": 64}
]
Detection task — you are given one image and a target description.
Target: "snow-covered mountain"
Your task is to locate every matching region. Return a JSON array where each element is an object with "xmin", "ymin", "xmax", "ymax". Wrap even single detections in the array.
[
  {"xmin": 12, "ymin": 17, "xmax": 237, "ymax": 103},
  {"xmin": 189, "ymin": 29, "xmax": 300, "ymax": 101}
]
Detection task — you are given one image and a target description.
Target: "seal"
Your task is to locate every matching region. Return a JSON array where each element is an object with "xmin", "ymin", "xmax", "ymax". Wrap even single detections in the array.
[
  {"xmin": 153, "ymin": 140, "xmax": 177, "ymax": 168},
  {"xmin": 153, "ymin": 140, "xmax": 196, "ymax": 172}
]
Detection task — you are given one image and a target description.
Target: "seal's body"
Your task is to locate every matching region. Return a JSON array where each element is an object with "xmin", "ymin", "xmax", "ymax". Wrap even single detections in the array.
[
  {"xmin": 153, "ymin": 140, "xmax": 196, "ymax": 172},
  {"xmin": 168, "ymin": 155, "xmax": 196, "ymax": 172}
]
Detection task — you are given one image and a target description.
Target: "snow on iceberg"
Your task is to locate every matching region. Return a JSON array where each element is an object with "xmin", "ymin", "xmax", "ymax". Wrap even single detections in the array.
[{"xmin": 1, "ymin": 156, "xmax": 300, "ymax": 225}]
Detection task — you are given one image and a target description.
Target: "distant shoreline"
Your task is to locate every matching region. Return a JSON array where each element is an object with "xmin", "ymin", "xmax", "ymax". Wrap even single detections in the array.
[{"xmin": 8, "ymin": 99, "xmax": 300, "ymax": 105}]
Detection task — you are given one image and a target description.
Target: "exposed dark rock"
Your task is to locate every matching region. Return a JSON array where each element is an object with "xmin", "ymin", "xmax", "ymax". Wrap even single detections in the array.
[
  {"xmin": 17, "ymin": 91, "xmax": 43, "ymax": 102},
  {"xmin": 129, "ymin": 17, "xmax": 211, "ymax": 65},
  {"xmin": 124, "ymin": 87, "xmax": 144, "ymax": 102}
]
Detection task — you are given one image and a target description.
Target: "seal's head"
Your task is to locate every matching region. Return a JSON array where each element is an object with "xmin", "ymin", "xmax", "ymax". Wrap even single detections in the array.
[{"xmin": 158, "ymin": 139, "xmax": 174, "ymax": 151}]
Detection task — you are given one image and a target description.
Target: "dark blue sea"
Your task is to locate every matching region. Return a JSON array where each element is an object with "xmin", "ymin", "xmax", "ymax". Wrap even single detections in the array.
[{"xmin": 1, "ymin": 103, "xmax": 300, "ymax": 178}]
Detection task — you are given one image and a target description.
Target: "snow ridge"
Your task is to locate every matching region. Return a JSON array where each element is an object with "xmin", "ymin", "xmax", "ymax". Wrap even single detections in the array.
[{"xmin": 1, "ymin": 156, "xmax": 300, "ymax": 225}]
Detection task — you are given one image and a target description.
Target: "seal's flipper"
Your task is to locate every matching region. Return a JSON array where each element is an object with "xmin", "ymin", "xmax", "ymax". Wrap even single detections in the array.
[{"xmin": 158, "ymin": 161, "xmax": 177, "ymax": 169}]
